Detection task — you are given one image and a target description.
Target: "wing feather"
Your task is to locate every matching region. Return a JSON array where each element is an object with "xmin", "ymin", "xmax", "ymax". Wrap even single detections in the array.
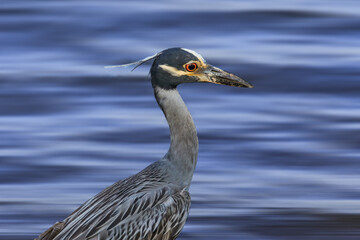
[
  {"xmin": 36, "ymin": 221, "xmax": 65, "ymax": 240},
  {"xmin": 37, "ymin": 163, "xmax": 191, "ymax": 240},
  {"xmin": 103, "ymin": 188, "xmax": 190, "ymax": 240}
]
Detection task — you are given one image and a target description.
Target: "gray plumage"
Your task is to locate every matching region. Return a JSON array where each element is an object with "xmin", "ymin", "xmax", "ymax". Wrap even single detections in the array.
[
  {"xmin": 37, "ymin": 163, "xmax": 190, "ymax": 240},
  {"xmin": 36, "ymin": 48, "xmax": 252, "ymax": 240}
]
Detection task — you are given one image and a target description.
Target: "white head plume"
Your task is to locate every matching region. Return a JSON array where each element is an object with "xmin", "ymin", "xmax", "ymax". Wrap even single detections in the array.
[{"xmin": 104, "ymin": 51, "xmax": 162, "ymax": 71}]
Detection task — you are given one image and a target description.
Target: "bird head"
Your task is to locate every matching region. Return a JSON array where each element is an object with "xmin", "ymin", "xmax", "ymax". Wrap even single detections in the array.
[
  {"xmin": 106, "ymin": 48, "xmax": 253, "ymax": 90},
  {"xmin": 150, "ymin": 48, "xmax": 253, "ymax": 89}
]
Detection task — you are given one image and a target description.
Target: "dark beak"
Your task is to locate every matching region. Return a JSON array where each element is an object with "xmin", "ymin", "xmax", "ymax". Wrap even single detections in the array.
[{"xmin": 203, "ymin": 65, "xmax": 253, "ymax": 88}]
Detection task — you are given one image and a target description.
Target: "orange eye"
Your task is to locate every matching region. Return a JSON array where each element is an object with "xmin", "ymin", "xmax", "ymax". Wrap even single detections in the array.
[{"xmin": 185, "ymin": 63, "xmax": 198, "ymax": 72}]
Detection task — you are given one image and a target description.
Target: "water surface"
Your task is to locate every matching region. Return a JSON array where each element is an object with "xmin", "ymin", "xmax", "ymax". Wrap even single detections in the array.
[{"xmin": 1, "ymin": 1, "xmax": 360, "ymax": 239}]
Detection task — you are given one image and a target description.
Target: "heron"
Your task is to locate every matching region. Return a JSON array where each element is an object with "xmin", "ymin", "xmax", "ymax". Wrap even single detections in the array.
[{"xmin": 36, "ymin": 48, "xmax": 253, "ymax": 240}]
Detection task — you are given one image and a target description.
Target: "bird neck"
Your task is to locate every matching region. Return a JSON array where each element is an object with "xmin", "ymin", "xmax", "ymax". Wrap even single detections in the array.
[{"xmin": 154, "ymin": 86, "xmax": 198, "ymax": 187}]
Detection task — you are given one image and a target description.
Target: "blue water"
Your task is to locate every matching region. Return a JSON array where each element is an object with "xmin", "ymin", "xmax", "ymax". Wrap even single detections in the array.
[{"xmin": 1, "ymin": 0, "xmax": 360, "ymax": 239}]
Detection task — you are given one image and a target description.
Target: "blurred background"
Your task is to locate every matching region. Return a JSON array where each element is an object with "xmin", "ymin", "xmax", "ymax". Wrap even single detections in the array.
[{"xmin": 1, "ymin": 0, "xmax": 360, "ymax": 239}]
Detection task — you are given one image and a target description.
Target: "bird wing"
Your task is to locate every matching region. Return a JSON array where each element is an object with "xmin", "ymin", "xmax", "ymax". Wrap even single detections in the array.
[
  {"xmin": 94, "ymin": 187, "xmax": 190, "ymax": 240},
  {"xmin": 36, "ymin": 221, "xmax": 65, "ymax": 240},
  {"xmin": 36, "ymin": 165, "xmax": 191, "ymax": 240}
]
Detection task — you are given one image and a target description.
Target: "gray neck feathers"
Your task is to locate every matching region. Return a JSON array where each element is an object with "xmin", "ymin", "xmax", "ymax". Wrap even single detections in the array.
[{"xmin": 154, "ymin": 86, "xmax": 198, "ymax": 187}]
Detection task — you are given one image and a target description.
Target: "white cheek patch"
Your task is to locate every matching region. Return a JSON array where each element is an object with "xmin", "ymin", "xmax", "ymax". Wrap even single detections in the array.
[
  {"xmin": 196, "ymin": 75, "xmax": 211, "ymax": 83},
  {"xmin": 159, "ymin": 64, "xmax": 187, "ymax": 77}
]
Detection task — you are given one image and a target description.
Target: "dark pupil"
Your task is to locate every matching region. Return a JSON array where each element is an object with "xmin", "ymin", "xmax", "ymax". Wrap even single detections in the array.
[{"xmin": 188, "ymin": 64, "xmax": 196, "ymax": 70}]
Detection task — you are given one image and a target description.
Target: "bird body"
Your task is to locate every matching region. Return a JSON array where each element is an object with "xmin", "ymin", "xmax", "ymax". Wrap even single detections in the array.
[{"xmin": 36, "ymin": 48, "xmax": 252, "ymax": 240}]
